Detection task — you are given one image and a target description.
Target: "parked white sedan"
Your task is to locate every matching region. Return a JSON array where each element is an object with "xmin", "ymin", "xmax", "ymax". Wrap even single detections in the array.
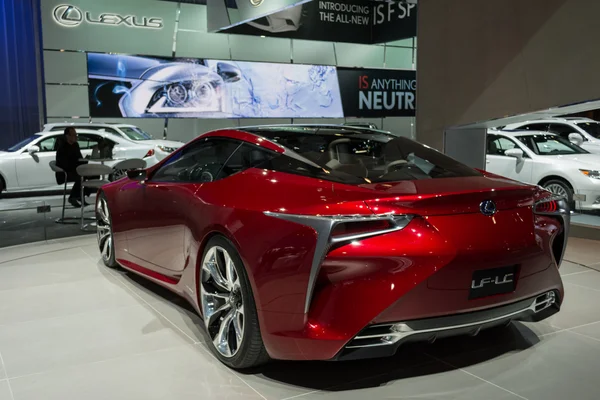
[
  {"xmin": 0, "ymin": 129, "xmax": 157, "ymax": 194},
  {"xmin": 486, "ymin": 130, "xmax": 600, "ymax": 210},
  {"xmin": 504, "ymin": 117, "xmax": 600, "ymax": 154},
  {"xmin": 43, "ymin": 122, "xmax": 183, "ymax": 161}
]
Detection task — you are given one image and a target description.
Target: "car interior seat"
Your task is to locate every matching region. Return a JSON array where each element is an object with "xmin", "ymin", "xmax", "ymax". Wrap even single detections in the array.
[{"xmin": 325, "ymin": 138, "xmax": 368, "ymax": 178}]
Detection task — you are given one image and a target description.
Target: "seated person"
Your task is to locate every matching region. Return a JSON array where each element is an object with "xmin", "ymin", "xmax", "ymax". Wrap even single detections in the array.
[{"xmin": 55, "ymin": 127, "xmax": 90, "ymax": 208}]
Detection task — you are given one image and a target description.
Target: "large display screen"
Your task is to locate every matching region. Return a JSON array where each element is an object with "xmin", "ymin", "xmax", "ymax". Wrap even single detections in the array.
[{"xmin": 87, "ymin": 53, "xmax": 344, "ymax": 119}]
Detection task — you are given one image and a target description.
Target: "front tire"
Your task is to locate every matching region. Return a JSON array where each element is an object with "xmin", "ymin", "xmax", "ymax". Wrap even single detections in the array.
[
  {"xmin": 199, "ymin": 236, "xmax": 269, "ymax": 369},
  {"xmin": 96, "ymin": 193, "xmax": 118, "ymax": 268}
]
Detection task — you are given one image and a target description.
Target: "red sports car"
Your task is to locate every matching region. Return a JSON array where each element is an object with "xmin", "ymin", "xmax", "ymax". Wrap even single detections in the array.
[{"xmin": 96, "ymin": 125, "xmax": 568, "ymax": 369}]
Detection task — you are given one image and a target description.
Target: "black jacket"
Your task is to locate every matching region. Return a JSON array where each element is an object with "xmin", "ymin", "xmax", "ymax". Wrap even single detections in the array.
[{"xmin": 55, "ymin": 137, "xmax": 84, "ymax": 184}]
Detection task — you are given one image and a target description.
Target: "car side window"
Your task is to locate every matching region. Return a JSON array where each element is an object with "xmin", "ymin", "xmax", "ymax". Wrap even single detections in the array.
[
  {"xmin": 37, "ymin": 136, "xmax": 58, "ymax": 152},
  {"xmin": 78, "ymin": 134, "xmax": 104, "ymax": 150},
  {"xmin": 216, "ymin": 143, "xmax": 277, "ymax": 180},
  {"xmin": 548, "ymin": 124, "xmax": 583, "ymax": 140},
  {"xmin": 487, "ymin": 135, "xmax": 518, "ymax": 156},
  {"xmin": 152, "ymin": 138, "xmax": 241, "ymax": 183}
]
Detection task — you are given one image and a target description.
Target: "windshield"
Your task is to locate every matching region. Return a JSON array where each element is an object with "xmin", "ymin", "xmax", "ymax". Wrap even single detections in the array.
[
  {"xmin": 517, "ymin": 134, "xmax": 588, "ymax": 155},
  {"xmin": 576, "ymin": 122, "xmax": 600, "ymax": 139},
  {"xmin": 245, "ymin": 127, "xmax": 481, "ymax": 184},
  {"xmin": 5, "ymin": 136, "xmax": 39, "ymax": 152},
  {"xmin": 119, "ymin": 127, "xmax": 153, "ymax": 141}
]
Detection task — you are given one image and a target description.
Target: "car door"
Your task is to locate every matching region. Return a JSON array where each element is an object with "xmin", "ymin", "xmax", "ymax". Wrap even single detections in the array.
[
  {"xmin": 125, "ymin": 137, "xmax": 242, "ymax": 274},
  {"xmin": 15, "ymin": 135, "xmax": 61, "ymax": 189},
  {"xmin": 486, "ymin": 134, "xmax": 533, "ymax": 183}
]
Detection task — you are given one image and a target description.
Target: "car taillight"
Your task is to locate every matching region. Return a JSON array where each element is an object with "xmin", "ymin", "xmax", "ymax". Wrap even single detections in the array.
[
  {"xmin": 331, "ymin": 219, "xmax": 394, "ymax": 242},
  {"xmin": 144, "ymin": 149, "xmax": 155, "ymax": 158},
  {"xmin": 535, "ymin": 199, "xmax": 558, "ymax": 214},
  {"xmin": 534, "ymin": 195, "xmax": 568, "ymax": 215}
]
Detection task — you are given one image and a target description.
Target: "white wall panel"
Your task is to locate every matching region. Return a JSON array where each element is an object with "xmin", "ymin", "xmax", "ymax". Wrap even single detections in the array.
[
  {"xmin": 92, "ymin": 118, "xmax": 166, "ymax": 139},
  {"xmin": 382, "ymin": 117, "xmax": 416, "ymax": 138},
  {"xmin": 292, "ymin": 40, "xmax": 336, "ymax": 65},
  {"xmin": 240, "ymin": 119, "xmax": 292, "ymax": 128},
  {"xmin": 229, "ymin": 36, "xmax": 291, "ymax": 63},
  {"xmin": 385, "ymin": 46, "xmax": 414, "ymax": 70},
  {"xmin": 45, "ymin": 85, "xmax": 89, "ymax": 117},
  {"xmin": 179, "ymin": 3, "xmax": 207, "ymax": 32},
  {"xmin": 167, "ymin": 119, "xmax": 239, "ymax": 143},
  {"xmin": 334, "ymin": 43, "xmax": 385, "ymax": 68},
  {"xmin": 43, "ymin": 51, "xmax": 88, "ymax": 84},
  {"xmin": 345, "ymin": 118, "xmax": 384, "ymax": 129},
  {"xmin": 176, "ymin": 31, "xmax": 231, "ymax": 59}
]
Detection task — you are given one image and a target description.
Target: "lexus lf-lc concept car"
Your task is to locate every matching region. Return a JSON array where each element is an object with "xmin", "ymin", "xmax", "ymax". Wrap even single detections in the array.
[{"xmin": 96, "ymin": 125, "xmax": 567, "ymax": 369}]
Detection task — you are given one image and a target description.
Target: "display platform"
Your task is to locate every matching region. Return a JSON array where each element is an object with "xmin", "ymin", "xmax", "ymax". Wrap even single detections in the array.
[{"xmin": 0, "ymin": 235, "xmax": 599, "ymax": 399}]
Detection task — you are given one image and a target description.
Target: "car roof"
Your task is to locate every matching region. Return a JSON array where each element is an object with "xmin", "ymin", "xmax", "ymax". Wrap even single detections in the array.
[
  {"xmin": 236, "ymin": 124, "xmax": 394, "ymax": 139},
  {"xmin": 35, "ymin": 129, "xmax": 123, "ymax": 139},
  {"xmin": 44, "ymin": 122, "xmax": 136, "ymax": 129}
]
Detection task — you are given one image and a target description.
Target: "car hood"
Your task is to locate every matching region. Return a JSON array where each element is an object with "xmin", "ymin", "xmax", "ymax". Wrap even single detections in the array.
[{"xmin": 548, "ymin": 153, "xmax": 600, "ymax": 168}]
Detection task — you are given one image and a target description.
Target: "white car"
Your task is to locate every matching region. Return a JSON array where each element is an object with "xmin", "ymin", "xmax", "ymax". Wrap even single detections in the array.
[
  {"xmin": 43, "ymin": 122, "xmax": 183, "ymax": 161},
  {"xmin": 486, "ymin": 130, "xmax": 600, "ymax": 211},
  {"xmin": 0, "ymin": 129, "xmax": 159, "ymax": 194},
  {"xmin": 504, "ymin": 117, "xmax": 600, "ymax": 154}
]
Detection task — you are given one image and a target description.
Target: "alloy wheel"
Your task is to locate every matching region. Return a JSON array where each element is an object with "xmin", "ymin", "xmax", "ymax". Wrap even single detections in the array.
[
  {"xmin": 96, "ymin": 198, "xmax": 112, "ymax": 262},
  {"xmin": 545, "ymin": 183, "xmax": 568, "ymax": 198},
  {"xmin": 200, "ymin": 246, "xmax": 245, "ymax": 358},
  {"xmin": 111, "ymin": 169, "xmax": 126, "ymax": 181}
]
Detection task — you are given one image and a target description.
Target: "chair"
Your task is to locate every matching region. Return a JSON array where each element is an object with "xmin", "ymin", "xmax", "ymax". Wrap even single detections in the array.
[
  {"xmin": 49, "ymin": 161, "xmax": 79, "ymax": 225},
  {"xmin": 76, "ymin": 164, "xmax": 112, "ymax": 230},
  {"xmin": 110, "ymin": 158, "xmax": 146, "ymax": 181}
]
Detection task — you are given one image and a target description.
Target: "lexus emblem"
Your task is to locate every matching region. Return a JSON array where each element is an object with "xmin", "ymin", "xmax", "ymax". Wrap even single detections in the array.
[
  {"xmin": 250, "ymin": 0, "xmax": 264, "ymax": 6},
  {"xmin": 53, "ymin": 4, "xmax": 83, "ymax": 27},
  {"xmin": 480, "ymin": 200, "xmax": 497, "ymax": 216}
]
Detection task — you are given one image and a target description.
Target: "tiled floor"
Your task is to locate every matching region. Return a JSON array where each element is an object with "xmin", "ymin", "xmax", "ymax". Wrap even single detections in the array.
[{"xmin": 0, "ymin": 236, "xmax": 599, "ymax": 400}]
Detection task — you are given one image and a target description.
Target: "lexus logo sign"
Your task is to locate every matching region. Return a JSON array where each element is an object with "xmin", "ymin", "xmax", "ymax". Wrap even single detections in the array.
[
  {"xmin": 249, "ymin": 0, "xmax": 264, "ymax": 6},
  {"xmin": 53, "ymin": 4, "xmax": 83, "ymax": 27},
  {"xmin": 52, "ymin": 4, "xmax": 164, "ymax": 29}
]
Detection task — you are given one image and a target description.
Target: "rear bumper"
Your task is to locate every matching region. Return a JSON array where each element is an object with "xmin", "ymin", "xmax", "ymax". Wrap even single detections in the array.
[{"xmin": 333, "ymin": 290, "xmax": 560, "ymax": 361}]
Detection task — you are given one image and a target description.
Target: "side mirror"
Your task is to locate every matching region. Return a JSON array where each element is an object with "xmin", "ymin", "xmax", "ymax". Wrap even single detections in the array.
[
  {"xmin": 568, "ymin": 133, "xmax": 584, "ymax": 146},
  {"xmin": 216, "ymin": 62, "xmax": 241, "ymax": 83},
  {"xmin": 28, "ymin": 145, "xmax": 40, "ymax": 155},
  {"xmin": 504, "ymin": 148, "xmax": 524, "ymax": 161},
  {"xmin": 127, "ymin": 169, "xmax": 147, "ymax": 181}
]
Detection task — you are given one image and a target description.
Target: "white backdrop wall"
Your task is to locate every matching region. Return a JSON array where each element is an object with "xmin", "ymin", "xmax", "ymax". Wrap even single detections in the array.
[{"xmin": 42, "ymin": 0, "xmax": 416, "ymax": 142}]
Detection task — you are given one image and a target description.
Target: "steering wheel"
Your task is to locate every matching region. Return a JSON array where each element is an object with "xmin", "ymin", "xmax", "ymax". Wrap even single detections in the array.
[
  {"xmin": 187, "ymin": 162, "xmax": 221, "ymax": 182},
  {"xmin": 384, "ymin": 160, "xmax": 409, "ymax": 174}
]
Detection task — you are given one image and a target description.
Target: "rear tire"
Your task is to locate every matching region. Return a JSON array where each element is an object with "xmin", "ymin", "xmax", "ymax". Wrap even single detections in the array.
[
  {"xmin": 199, "ymin": 236, "xmax": 270, "ymax": 369},
  {"xmin": 96, "ymin": 193, "xmax": 118, "ymax": 268},
  {"xmin": 543, "ymin": 179, "xmax": 575, "ymax": 210}
]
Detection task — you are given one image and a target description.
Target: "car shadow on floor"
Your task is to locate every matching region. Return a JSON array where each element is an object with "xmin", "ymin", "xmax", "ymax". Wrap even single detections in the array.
[{"xmin": 116, "ymin": 268, "xmax": 542, "ymax": 391}]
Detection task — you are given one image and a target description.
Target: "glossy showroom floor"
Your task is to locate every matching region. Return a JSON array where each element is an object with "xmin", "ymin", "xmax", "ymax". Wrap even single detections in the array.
[{"xmin": 0, "ymin": 236, "xmax": 600, "ymax": 400}]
